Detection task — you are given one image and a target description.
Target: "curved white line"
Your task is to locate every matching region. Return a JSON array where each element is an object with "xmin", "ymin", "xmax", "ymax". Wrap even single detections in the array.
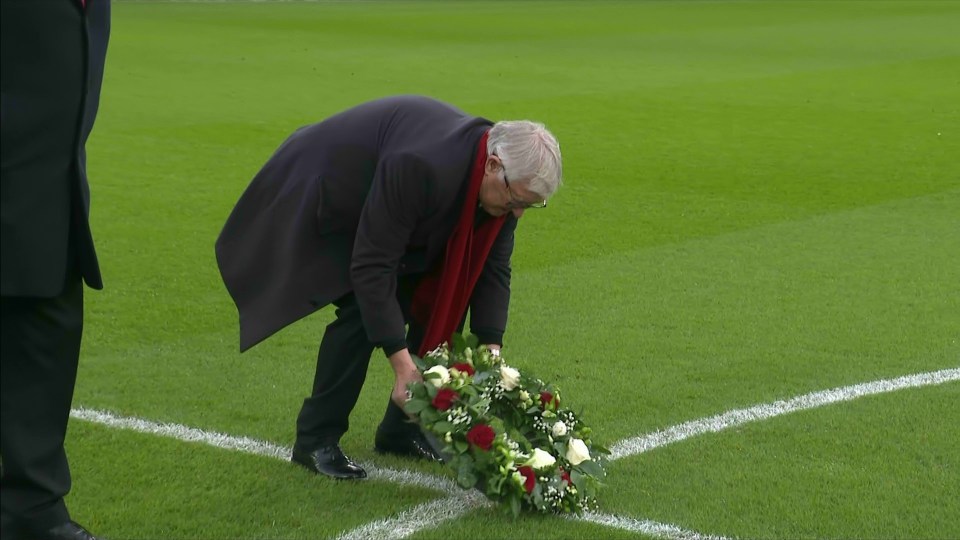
[
  {"xmin": 69, "ymin": 407, "xmax": 461, "ymax": 495},
  {"xmin": 573, "ymin": 512, "xmax": 732, "ymax": 540},
  {"xmin": 72, "ymin": 366, "xmax": 960, "ymax": 539},
  {"xmin": 334, "ymin": 493, "xmax": 491, "ymax": 540},
  {"xmin": 317, "ymin": 366, "xmax": 960, "ymax": 539},
  {"xmin": 608, "ymin": 367, "xmax": 960, "ymax": 460}
]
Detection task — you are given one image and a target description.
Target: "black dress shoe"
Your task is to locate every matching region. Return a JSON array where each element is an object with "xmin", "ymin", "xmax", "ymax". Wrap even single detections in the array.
[
  {"xmin": 5, "ymin": 520, "xmax": 98, "ymax": 540},
  {"xmin": 42, "ymin": 521, "xmax": 98, "ymax": 540},
  {"xmin": 291, "ymin": 444, "xmax": 366, "ymax": 480},
  {"xmin": 374, "ymin": 429, "xmax": 445, "ymax": 462}
]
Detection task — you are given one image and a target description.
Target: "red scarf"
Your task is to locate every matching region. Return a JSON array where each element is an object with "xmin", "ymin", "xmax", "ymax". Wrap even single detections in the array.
[{"xmin": 412, "ymin": 132, "xmax": 507, "ymax": 356}]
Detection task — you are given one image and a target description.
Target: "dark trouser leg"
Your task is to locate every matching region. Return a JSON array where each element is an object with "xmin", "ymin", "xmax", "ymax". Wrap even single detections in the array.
[
  {"xmin": 0, "ymin": 274, "xmax": 83, "ymax": 531},
  {"xmin": 295, "ymin": 294, "xmax": 374, "ymax": 449}
]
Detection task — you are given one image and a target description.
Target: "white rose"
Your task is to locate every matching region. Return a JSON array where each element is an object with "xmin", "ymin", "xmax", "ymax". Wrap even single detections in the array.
[
  {"xmin": 424, "ymin": 365, "xmax": 450, "ymax": 387},
  {"xmin": 551, "ymin": 422, "xmax": 568, "ymax": 437},
  {"xmin": 500, "ymin": 365, "xmax": 521, "ymax": 391},
  {"xmin": 566, "ymin": 438, "xmax": 591, "ymax": 466},
  {"xmin": 525, "ymin": 448, "xmax": 557, "ymax": 470}
]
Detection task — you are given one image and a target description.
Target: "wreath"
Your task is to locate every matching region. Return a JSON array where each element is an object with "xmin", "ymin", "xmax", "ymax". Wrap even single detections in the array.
[{"xmin": 404, "ymin": 333, "xmax": 609, "ymax": 515}]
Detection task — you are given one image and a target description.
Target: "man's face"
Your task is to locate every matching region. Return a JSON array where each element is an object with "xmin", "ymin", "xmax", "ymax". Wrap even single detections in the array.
[{"xmin": 477, "ymin": 155, "xmax": 546, "ymax": 219}]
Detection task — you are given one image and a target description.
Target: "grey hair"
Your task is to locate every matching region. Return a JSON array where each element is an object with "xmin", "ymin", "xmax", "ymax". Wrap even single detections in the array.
[{"xmin": 486, "ymin": 120, "xmax": 562, "ymax": 200}]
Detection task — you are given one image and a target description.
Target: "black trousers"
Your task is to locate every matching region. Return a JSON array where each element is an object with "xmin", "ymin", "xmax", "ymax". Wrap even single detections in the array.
[
  {"xmin": 295, "ymin": 277, "xmax": 425, "ymax": 448},
  {"xmin": 0, "ymin": 273, "xmax": 83, "ymax": 530}
]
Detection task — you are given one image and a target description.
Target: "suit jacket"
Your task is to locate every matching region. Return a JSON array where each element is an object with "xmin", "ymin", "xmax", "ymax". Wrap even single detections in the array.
[
  {"xmin": 216, "ymin": 96, "xmax": 518, "ymax": 352},
  {"xmin": 0, "ymin": 0, "xmax": 110, "ymax": 297}
]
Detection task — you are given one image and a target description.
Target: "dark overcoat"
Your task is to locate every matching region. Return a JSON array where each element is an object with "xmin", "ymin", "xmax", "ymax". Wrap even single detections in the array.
[
  {"xmin": 216, "ymin": 96, "xmax": 517, "ymax": 352},
  {"xmin": 1, "ymin": 0, "xmax": 110, "ymax": 297}
]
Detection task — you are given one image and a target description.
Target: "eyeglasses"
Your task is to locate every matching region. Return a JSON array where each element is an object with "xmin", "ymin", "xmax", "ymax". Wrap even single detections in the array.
[{"xmin": 502, "ymin": 169, "xmax": 547, "ymax": 210}]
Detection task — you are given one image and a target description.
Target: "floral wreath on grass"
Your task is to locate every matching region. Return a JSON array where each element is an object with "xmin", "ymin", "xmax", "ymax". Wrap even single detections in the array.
[{"xmin": 404, "ymin": 333, "xmax": 609, "ymax": 516}]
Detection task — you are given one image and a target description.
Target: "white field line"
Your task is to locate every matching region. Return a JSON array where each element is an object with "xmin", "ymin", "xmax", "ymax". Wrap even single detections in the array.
[
  {"xmin": 608, "ymin": 367, "xmax": 960, "ymax": 460},
  {"xmin": 335, "ymin": 496, "xmax": 726, "ymax": 540},
  {"xmin": 573, "ymin": 512, "xmax": 731, "ymax": 540},
  {"xmin": 72, "ymin": 366, "xmax": 960, "ymax": 540},
  {"xmin": 334, "ymin": 492, "xmax": 491, "ymax": 540},
  {"xmin": 69, "ymin": 408, "xmax": 461, "ymax": 495}
]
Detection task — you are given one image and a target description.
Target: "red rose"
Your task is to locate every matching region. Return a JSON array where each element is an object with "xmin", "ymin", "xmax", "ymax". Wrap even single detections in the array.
[
  {"xmin": 518, "ymin": 466, "xmax": 536, "ymax": 494},
  {"xmin": 465, "ymin": 424, "xmax": 495, "ymax": 451},
  {"xmin": 560, "ymin": 468, "xmax": 571, "ymax": 484},
  {"xmin": 540, "ymin": 391, "xmax": 559, "ymax": 409},
  {"xmin": 431, "ymin": 388, "xmax": 458, "ymax": 411},
  {"xmin": 452, "ymin": 362, "xmax": 475, "ymax": 376}
]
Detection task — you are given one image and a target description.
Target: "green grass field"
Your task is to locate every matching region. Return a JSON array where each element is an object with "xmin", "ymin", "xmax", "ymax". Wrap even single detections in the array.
[{"xmin": 69, "ymin": 1, "xmax": 959, "ymax": 538}]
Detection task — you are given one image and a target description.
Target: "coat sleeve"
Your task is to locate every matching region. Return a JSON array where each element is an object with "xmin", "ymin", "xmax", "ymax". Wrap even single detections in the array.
[
  {"xmin": 350, "ymin": 153, "xmax": 430, "ymax": 349},
  {"xmin": 469, "ymin": 215, "xmax": 518, "ymax": 345}
]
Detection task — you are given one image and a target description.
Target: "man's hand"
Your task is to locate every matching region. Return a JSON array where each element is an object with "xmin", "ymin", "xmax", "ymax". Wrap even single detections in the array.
[{"xmin": 388, "ymin": 348, "xmax": 422, "ymax": 412}]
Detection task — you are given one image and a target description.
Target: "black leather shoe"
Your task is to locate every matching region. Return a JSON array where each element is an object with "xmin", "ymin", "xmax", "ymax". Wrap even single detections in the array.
[
  {"xmin": 291, "ymin": 444, "xmax": 366, "ymax": 480},
  {"xmin": 374, "ymin": 429, "xmax": 445, "ymax": 462},
  {"xmin": 42, "ymin": 521, "xmax": 98, "ymax": 540},
  {"xmin": 5, "ymin": 520, "xmax": 98, "ymax": 540}
]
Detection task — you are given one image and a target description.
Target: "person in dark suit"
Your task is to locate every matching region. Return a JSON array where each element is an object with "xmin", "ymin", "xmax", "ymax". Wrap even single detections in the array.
[
  {"xmin": 216, "ymin": 95, "xmax": 562, "ymax": 479},
  {"xmin": 1, "ymin": 0, "xmax": 111, "ymax": 539}
]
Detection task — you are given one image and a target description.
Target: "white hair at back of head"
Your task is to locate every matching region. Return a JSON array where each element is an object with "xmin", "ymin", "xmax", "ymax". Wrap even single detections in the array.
[{"xmin": 486, "ymin": 120, "xmax": 562, "ymax": 199}]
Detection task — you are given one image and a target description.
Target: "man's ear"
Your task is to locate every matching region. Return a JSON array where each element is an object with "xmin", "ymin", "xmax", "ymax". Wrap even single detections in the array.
[{"xmin": 485, "ymin": 155, "xmax": 502, "ymax": 174}]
